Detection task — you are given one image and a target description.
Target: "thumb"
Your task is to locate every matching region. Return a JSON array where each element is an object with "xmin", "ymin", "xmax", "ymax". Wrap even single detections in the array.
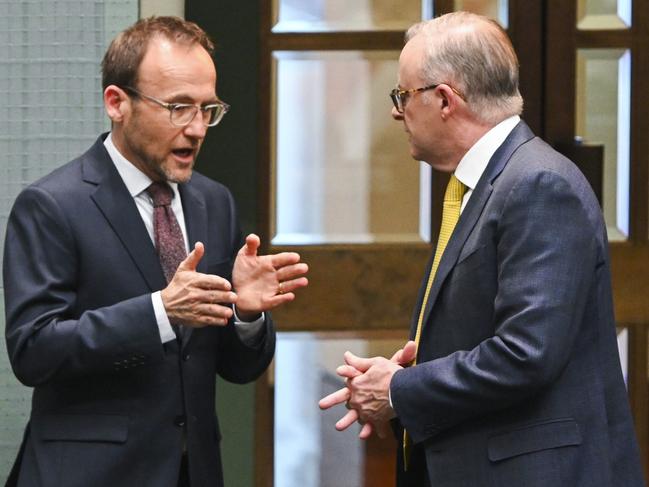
[
  {"xmin": 177, "ymin": 241, "xmax": 204, "ymax": 273},
  {"xmin": 343, "ymin": 351, "xmax": 373, "ymax": 373},
  {"xmin": 399, "ymin": 341, "xmax": 417, "ymax": 365},
  {"xmin": 240, "ymin": 233, "xmax": 260, "ymax": 257},
  {"xmin": 390, "ymin": 340, "xmax": 417, "ymax": 366}
]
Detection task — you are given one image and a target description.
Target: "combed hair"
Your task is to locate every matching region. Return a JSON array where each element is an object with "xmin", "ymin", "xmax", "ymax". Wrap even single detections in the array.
[
  {"xmin": 406, "ymin": 12, "xmax": 523, "ymax": 125},
  {"xmin": 101, "ymin": 16, "xmax": 215, "ymax": 90}
]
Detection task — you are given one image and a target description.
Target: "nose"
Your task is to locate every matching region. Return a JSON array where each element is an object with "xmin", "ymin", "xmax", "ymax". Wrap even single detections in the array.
[
  {"xmin": 391, "ymin": 106, "xmax": 404, "ymax": 121},
  {"xmin": 183, "ymin": 111, "xmax": 208, "ymax": 139}
]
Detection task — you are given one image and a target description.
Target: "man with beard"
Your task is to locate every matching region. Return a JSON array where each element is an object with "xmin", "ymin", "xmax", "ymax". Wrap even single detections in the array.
[{"xmin": 4, "ymin": 16, "xmax": 307, "ymax": 487}]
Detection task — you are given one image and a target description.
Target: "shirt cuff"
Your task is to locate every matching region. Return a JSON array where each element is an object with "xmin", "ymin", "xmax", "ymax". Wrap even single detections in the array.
[
  {"xmin": 152, "ymin": 291, "xmax": 177, "ymax": 343},
  {"xmin": 232, "ymin": 306, "xmax": 266, "ymax": 347}
]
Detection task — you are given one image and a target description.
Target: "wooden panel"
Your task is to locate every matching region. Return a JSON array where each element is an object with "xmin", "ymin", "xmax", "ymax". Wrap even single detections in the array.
[
  {"xmin": 270, "ymin": 245, "xmax": 431, "ymax": 330},
  {"xmin": 509, "ymin": 1, "xmax": 544, "ymax": 135},
  {"xmin": 610, "ymin": 244, "xmax": 649, "ymax": 323},
  {"xmin": 269, "ymin": 32, "xmax": 407, "ymax": 51},
  {"xmin": 576, "ymin": 30, "xmax": 633, "ymax": 48}
]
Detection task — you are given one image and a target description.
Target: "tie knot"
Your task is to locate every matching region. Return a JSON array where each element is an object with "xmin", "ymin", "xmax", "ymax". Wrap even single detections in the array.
[
  {"xmin": 445, "ymin": 174, "xmax": 467, "ymax": 203},
  {"xmin": 147, "ymin": 182, "xmax": 174, "ymax": 207}
]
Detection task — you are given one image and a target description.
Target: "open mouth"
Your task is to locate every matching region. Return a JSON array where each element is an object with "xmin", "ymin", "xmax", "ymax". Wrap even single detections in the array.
[{"xmin": 172, "ymin": 148, "xmax": 194, "ymax": 159}]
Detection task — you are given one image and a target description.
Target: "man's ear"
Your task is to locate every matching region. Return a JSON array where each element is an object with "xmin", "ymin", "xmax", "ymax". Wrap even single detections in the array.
[
  {"xmin": 104, "ymin": 85, "xmax": 130, "ymax": 123},
  {"xmin": 437, "ymin": 84, "xmax": 459, "ymax": 120}
]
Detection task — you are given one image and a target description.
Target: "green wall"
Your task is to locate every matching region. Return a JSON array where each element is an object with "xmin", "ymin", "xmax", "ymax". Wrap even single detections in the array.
[{"xmin": 186, "ymin": 2, "xmax": 262, "ymax": 486}]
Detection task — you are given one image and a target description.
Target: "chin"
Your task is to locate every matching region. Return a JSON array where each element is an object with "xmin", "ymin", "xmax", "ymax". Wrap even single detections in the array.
[{"xmin": 163, "ymin": 163, "xmax": 194, "ymax": 183}]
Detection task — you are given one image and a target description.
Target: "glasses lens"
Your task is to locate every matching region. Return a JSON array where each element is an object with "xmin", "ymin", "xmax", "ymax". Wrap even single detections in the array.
[
  {"xmin": 205, "ymin": 103, "xmax": 230, "ymax": 127},
  {"xmin": 389, "ymin": 90, "xmax": 403, "ymax": 113},
  {"xmin": 170, "ymin": 105, "xmax": 198, "ymax": 126}
]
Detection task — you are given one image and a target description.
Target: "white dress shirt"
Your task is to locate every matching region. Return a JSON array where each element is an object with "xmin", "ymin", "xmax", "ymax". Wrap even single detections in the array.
[
  {"xmin": 454, "ymin": 115, "xmax": 520, "ymax": 212},
  {"xmin": 104, "ymin": 133, "xmax": 264, "ymax": 344}
]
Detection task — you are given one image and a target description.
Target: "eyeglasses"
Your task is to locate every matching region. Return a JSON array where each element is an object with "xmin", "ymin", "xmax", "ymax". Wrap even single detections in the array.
[
  {"xmin": 123, "ymin": 86, "xmax": 230, "ymax": 127},
  {"xmin": 389, "ymin": 83, "xmax": 465, "ymax": 113}
]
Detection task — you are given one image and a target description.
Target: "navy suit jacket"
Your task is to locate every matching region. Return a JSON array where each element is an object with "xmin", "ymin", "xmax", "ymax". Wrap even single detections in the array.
[
  {"xmin": 391, "ymin": 122, "xmax": 644, "ymax": 487},
  {"xmin": 3, "ymin": 135, "xmax": 275, "ymax": 487}
]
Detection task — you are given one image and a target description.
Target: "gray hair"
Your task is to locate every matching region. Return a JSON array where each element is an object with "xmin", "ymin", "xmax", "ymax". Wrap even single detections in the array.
[{"xmin": 406, "ymin": 12, "xmax": 523, "ymax": 125}]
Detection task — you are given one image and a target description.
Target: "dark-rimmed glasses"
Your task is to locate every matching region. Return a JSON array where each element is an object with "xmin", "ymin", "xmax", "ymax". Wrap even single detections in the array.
[
  {"xmin": 123, "ymin": 86, "xmax": 230, "ymax": 127},
  {"xmin": 389, "ymin": 83, "xmax": 465, "ymax": 113}
]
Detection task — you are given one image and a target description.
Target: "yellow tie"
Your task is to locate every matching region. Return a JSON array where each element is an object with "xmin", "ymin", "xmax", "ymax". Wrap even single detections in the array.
[{"xmin": 403, "ymin": 174, "xmax": 467, "ymax": 469}]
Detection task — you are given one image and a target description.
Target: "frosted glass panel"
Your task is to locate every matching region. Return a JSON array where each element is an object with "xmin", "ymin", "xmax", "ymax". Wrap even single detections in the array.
[
  {"xmin": 274, "ymin": 331, "xmax": 404, "ymax": 487},
  {"xmin": 577, "ymin": 0, "xmax": 631, "ymax": 30},
  {"xmin": 273, "ymin": 0, "xmax": 424, "ymax": 32},
  {"xmin": 273, "ymin": 51, "xmax": 430, "ymax": 245},
  {"xmin": 0, "ymin": 1, "xmax": 137, "ymax": 481},
  {"xmin": 454, "ymin": 0, "xmax": 508, "ymax": 28},
  {"xmin": 575, "ymin": 49, "xmax": 630, "ymax": 240}
]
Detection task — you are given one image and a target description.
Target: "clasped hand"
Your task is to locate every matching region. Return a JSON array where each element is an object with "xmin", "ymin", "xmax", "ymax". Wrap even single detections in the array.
[
  {"xmin": 318, "ymin": 341, "xmax": 417, "ymax": 439},
  {"xmin": 161, "ymin": 234, "xmax": 308, "ymax": 327}
]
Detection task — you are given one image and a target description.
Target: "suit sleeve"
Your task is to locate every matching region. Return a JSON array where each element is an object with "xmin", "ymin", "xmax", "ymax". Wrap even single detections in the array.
[
  {"xmin": 390, "ymin": 169, "xmax": 602, "ymax": 443},
  {"xmin": 3, "ymin": 186, "xmax": 164, "ymax": 387}
]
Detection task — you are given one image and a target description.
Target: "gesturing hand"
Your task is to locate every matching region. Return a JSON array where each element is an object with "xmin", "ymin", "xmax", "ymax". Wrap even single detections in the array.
[
  {"xmin": 161, "ymin": 242, "xmax": 237, "ymax": 327},
  {"xmin": 318, "ymin": 341, "xmax": 417, "ymax": 439},
  {"xmin": 232, "ymin": 234, "xmax": 309, "ymax": 320}
]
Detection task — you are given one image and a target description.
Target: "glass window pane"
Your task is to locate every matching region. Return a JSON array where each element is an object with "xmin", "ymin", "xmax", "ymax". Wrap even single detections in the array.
[
  {"xmin": 273, "ymin": 51, "xmax": 430, "ymax": 245},
  {"xmin": 616, "ymin": 327, "xmax": 628, "ymax": 387},
  {"xmin": 274, "ymin": 331, "xmax": 405, "ymax": 487},
  {"xmin": 0, "ymin": 0, "xmax": 137, "ymax": 474},
  {"xmin": 453, "ymin": 0, "xmax": 508, "ymax": 28},
  {"xmin": 577, "ymin": 0, "xmax": 631, "ymax": 30},
  {"xmin": 575, "ymin": 48, "xmax": 631, "ymax": 241},
  {"xmin": 273, "ymin": 0, "xmax": 424, "ymax": 32}
]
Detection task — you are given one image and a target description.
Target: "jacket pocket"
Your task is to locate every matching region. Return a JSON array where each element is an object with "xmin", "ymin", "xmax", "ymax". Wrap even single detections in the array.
[
  {"xmin": 37, "ymin": 413, "xmax": 128, "ymax": 443},
  {"xmin": 487, "ymin": 418, "xmax": 582, "ymax": 462}
]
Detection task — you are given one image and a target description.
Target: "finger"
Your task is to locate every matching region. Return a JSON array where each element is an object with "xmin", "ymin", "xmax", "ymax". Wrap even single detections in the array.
[
  {"xmin": 177, "ymin": 241, "xmax": 204, "ymax": 273},
  {"xmin": 358, "ymin": 422, "xmax": 374, "ymax": 439},
  {"xmin": 270, "ymin": 251, "xmax": 302, "ymax": 269},
  {"xmin": 241, "ymin": 234, "xmax": 260, "ymax": 257},
  {"xmin": 276, "ymin": 262, "xmax": 310, "ymax": 282},
  {"xmin": 206, "ymin": 302, "xmax": 235, "ymax": 319},
  {"xmin": 343, "ymin": 351, "xmax": 374, "ymax": 372},
  {"xmin": 335, "ymin": 410, "xmax": 359, "ymax": 431},
  {"xmin": 275, "ymin": 277, "xmax": 309, "ymax": 296},
  {"xmin": 335, "ymin": 365, "xmax": 362, "ymax": 379},
  {"xmin": 199, "ymin": 289, "xmax": 237, "ymax": 305},
  {"xmin": 255, "ymin": 292, "xmax": 297, "ymax": 310},
  {"xmin": 318, "ymin": 387, "xmax": 350, "ymax": 410},
  {"xmin": 185, "ymin": 272, "xmax": 232, "ymax": 291}
]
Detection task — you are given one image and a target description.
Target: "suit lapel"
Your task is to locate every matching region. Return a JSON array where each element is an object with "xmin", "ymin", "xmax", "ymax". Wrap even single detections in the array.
[
  {"xmin": 84, "ymin": 137, "xmax": 167, "ymax": 292},
  {"xmin": 418, "ymin": 122, "xmax": 536, "ymax": 332},
  {"xmin": 177, "ymin": 182, "xmax": 208, "ymax": 347}
]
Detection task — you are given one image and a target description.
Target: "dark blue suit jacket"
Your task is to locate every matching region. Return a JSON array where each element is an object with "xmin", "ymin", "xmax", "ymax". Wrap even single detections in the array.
[
  {"xmin": 391, "ymin": 122, "xmax": 644, "ymax": 486},
  {"xmin": 3, "ymin": 135, "xmax": 275, "ymax": 487}
]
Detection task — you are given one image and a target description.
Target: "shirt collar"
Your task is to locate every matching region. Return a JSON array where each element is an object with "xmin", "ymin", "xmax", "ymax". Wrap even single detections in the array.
[
  {"xmin": 103, "ymin": 133, "xmax": 179, "ymax": 198},
  {"xmin": 454, "ymin": 115, "xmax": 520, "ymax": 191}
]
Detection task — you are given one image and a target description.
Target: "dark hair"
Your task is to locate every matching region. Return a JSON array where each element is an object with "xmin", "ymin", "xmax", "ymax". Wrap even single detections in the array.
[{"xmin": 101, "ymin": 16, "xmax": 215, "ymax": 90}]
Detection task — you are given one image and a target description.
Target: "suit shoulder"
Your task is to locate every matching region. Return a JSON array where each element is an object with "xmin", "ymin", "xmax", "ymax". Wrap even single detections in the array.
[
  {"xmin": 504, "ymin": 138, "xmax": 595, "ymax": 198},
  {"xmin": 188, "ymin": 171, "xmax": 234, "ymax": 200},
  {"xmin": 17, "ymin": 157, "xmax": 86, "ymax": 205}
]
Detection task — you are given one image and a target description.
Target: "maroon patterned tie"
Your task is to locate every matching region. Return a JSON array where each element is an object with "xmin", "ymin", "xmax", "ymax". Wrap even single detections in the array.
[{"xmin": 147, "ymin": 182, "xmax": 187, "ymax": 283}]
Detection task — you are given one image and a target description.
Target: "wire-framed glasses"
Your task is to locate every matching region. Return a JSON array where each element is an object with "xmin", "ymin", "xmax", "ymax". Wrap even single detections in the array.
[{"xmin": 123, "ymin": 86, "xmax": 230, "ymax": 127}]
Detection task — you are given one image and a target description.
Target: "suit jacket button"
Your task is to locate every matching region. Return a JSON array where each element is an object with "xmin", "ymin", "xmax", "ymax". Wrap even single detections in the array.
[
  {"xmin": 174, "ymin": 415, "xmax": 186, "ymax": 427},
  {"xmin": 183, "ymin": 354, "xmax": 190, "ymax": 361}
]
